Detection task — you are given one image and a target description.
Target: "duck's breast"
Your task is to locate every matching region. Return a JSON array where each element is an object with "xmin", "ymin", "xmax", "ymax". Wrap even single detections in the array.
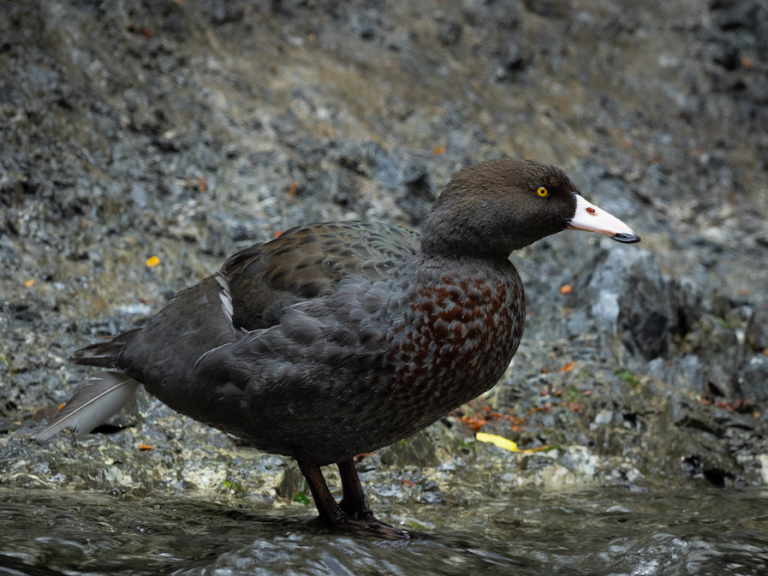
[{"xmin": 376, "ymin": 258, "xmax": 525, "ymax": 433}]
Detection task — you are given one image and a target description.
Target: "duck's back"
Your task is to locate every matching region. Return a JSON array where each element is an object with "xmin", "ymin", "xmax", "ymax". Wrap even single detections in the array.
[{"xmin": 220, "ymin": 221, "xmax": 420, "ymax": 330}]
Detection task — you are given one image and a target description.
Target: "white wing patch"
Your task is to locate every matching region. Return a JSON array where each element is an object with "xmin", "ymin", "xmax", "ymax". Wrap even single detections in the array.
[{"xmin": 215, "ymin": 273, "xmax": 234, "ymax": 324}]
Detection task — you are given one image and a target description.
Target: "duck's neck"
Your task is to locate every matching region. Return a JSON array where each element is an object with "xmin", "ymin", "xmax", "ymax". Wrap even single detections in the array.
[{"xmin": 419, "ymin": 206, "xmax": 528, "ymax": 262}]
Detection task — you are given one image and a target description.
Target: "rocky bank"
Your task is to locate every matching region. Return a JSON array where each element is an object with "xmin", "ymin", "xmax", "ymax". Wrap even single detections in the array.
[{"xmin": 1, "ymin": 0, "xmax": 768, "ymax": 512}]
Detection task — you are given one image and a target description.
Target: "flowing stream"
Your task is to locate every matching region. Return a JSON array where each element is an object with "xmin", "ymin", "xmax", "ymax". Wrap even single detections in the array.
[{"xmin": 1, "ymin": 486, "xmax": 767, "ymax": 575}]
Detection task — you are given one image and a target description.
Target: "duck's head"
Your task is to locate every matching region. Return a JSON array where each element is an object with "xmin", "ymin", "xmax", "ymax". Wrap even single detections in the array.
[{"xmin": 421, "ymin": 158, "xmax": 640, "ymax": 259}]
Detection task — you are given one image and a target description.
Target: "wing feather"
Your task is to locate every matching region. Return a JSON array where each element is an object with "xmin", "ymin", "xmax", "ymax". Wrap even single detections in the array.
[{"xmin": 35, "ymin": 371, "xmax": 140, "ymax": 443}]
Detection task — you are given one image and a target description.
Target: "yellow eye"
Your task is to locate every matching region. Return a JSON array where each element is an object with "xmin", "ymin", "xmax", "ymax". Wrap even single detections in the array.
[{"xmin": 537, "ymin": 187, "xmax": 549, "ymax": 197}]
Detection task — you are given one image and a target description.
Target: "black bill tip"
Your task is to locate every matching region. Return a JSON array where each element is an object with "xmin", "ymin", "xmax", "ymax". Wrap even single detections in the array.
[{"xmin": 611, "ymin": 233, "xmax": 641, "ymax": 244}]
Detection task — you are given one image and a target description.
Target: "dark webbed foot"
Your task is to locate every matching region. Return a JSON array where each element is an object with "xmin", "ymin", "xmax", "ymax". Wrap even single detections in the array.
[
  {"xmin": 333, "ymin": 511, "xmax": 410, "ymax": 539},
  {"xmin": 294, "ymin": 449, "xmax": 410, "ymax": 540},
  {"xmin": 337, "ymin": 459, "xmax": 410, "ymax": 538}
]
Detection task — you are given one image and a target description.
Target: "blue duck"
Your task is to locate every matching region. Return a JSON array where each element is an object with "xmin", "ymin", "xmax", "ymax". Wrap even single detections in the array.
[{"xmin": 37, "ymin": 158, "xmax": 640, "ymax": 538}]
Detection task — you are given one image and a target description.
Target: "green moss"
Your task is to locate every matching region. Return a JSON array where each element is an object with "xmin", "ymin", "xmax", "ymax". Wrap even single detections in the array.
[
  {"xmin": 563, "ymin": 388, "xmax": 583, "ymax": 402},
  {"xmin": 221, "ymin": 481, "xmax": 243, "ymax": 493},
  {"xmin": 293, "ymin": 492, "xmax": 311, "ymax": 505},
  {"xmin": 614, "ymin": 370, "xmax": 641, "ymax": 388},
  {"xmin": 714, "ymin": 316, "xmax": 732, "ymax": 330}
]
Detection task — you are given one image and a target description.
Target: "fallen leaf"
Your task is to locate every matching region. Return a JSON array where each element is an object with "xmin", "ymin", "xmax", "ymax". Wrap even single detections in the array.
[
  {"xmin": 23, "ymin": 279, "xmax": 35, "ymax": 288},
  {"xmin": 740, "ymin": 55, "xmax": 753, "ymax": 68},
  {"xmin": 288, "ymin": 180, "xmax": 300, "ymax": 196},
  {"xmin": 476, "ymin": 432, "xmax": 518, "ymax": 452},
  {"xmin": 565, "ymin": 401, "xmax": 584, "ymax": 414},
  {"xmin": 476, "ymin": 432, "xmax": 551, "ymax": 453},
  {"xmin": 460, "ymin": 416, "xmax": 487, "ymax": 432},
  {"xmin": 197, "ymin": 175, "xmax": 207, "ymax": 192},
  {"xmin": 58, "ymin": 403, "xmax": 66, "ymax": 410},
  {"xmin": 146, "ymin": 256, "xmax": 160, "ymax": 267},
  {"xmin": 559, "ymin": 361, "xmax": 575, "ymax": 372},
  {"xmin": 139, "ymin": 27, "xmax": 152, "ymax": 39},
  {"xmin": 79, "ymin": 205, "xmax": 91, "ymax": 229},
  {"xmin": 524, "ymin": 446, "xmax": 556, "ymax": 453},
  {"xmin": 432, "ymin": 145, "xmax": 447, "ymax": 156},
  {"xmin": 560, "ymin": 284, "xmax": 573, "ymax": 294},
  {"xmin": 139, "ymin": 444, "xmax": 156, "ymax": 451}
]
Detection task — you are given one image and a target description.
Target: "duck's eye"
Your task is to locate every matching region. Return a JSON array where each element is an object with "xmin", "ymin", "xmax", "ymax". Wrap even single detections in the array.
[{"xmin": 537, "ymin": 187, "xmax": 549, "ymax": 197}]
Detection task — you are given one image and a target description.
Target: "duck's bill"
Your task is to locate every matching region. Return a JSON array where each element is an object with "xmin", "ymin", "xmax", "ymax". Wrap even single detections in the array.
[{"xmin": 567, "ymin": 195, "xmax": 641, "ymax": 243}]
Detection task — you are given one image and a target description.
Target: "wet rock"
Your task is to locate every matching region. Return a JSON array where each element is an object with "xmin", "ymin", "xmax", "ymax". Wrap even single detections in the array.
[
  {"xmin": 202, "ymin": 0, "xmax": 245, "ymax": 25},
  {"xmin": 711, "ymin": 0, "xmax": 763, "ymax": 32},
  {"xmin": 483, "ymin": 0, "xmax": 523, "ymax": 31},
  {"xmin": 706, "ymin": 40, "xmax": 740, "ymax": 71},
  {"xmin": 688, "ymin": 314, "xmax": 741, "ymax": 376},
  {"xmin": 566, "ymin": 309, "xmax": 592, "ymax": 338},
  {"xmin": 575, "ymin": 247, "xmax": 702, "ymax": 362},
  {"xmin": 648, "ymin": 355, "xmax": 706, "ymax": 395},
  {"xmin": 747, "ymin": 306, "xmax": 768, "ymax": 352},
  {"xmin": 738, "ymin": 355, "xmax": 768, "ymax": 403},
  {"xmin": 379, "ymin": 426, "xmax": 447, "ymax": 469},
  {"xmin": 708, "ymin": 363, "xmax": 736, "ymax": 399},
  {"xmin": 276, "ymin": 461, "xmax": 304, "ymax": 499},
  {"xmin": 437, "ymin": 20, "xmax": 462, "ymax": 46},
  {"xmin": 522, "ymin": 0, "xmax": 570, "ymax": 19}
]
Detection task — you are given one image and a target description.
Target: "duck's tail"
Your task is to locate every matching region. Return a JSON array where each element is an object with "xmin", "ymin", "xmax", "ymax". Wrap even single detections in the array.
[
  {"xmin": 35, "ymin": 371, "xmax": 141, "ymax": 443},
  {"xmin": 68, "ymin": 327, "xmax": 142, "ymax": 367}
]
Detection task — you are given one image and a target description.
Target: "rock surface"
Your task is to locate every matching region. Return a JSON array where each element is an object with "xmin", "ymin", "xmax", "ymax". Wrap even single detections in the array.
[{"xmin": 1, "ymin": 0, "xmax": 767, "ymax": 505}]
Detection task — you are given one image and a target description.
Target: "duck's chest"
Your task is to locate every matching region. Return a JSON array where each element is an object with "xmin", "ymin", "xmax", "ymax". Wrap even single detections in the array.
[{"xmin": 380, "ymin": 261, "xmax": 525, "ymax": 412}]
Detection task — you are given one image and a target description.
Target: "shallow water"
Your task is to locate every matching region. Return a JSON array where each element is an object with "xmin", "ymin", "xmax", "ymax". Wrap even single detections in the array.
[{"xmin": 1, "ymin": 487, "xmax": 767, "ymax": 576}]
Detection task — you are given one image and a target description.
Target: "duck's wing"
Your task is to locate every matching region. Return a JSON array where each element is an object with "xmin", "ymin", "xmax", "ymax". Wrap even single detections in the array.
[
  {"xmin": 48, "ymin": 221, "xmax": 418, "ymax": 437},
  {"xmin": 220, "ymin": 221, "xmax": 419, "ymax": 331}
]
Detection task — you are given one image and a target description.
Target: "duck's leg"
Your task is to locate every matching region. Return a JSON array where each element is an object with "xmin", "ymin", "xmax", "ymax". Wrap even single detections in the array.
[
  {"xmin": 337, "ymin": 459, "xmax": 372, "ymax": 519},
  {"xmin": 293, "ymin": 449, "xmax": 409, "ymax": 539},
  {"xmin": 294, "ymin": 448, "xmax": 347, "ymax": 526},
  {"xmin": 337, "ymin": 459, "xmax": 410, "ymax": 539}
]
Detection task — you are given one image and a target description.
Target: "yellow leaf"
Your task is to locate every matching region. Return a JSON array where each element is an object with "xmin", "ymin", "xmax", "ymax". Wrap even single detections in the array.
[
  {"xmin": 476, "ymin": 432, "xmax": 552, "ymax": 453},
  {"xmin": 145, "ymin": 256, "xmax": 160, "ymax": 267},
  {"xmin": 23, "ymin": 279, "xmax": 35, "ymax": 288},
  {"xmin": 476, "ymin": 432, "xmax": 519, "ymax": 452}
]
